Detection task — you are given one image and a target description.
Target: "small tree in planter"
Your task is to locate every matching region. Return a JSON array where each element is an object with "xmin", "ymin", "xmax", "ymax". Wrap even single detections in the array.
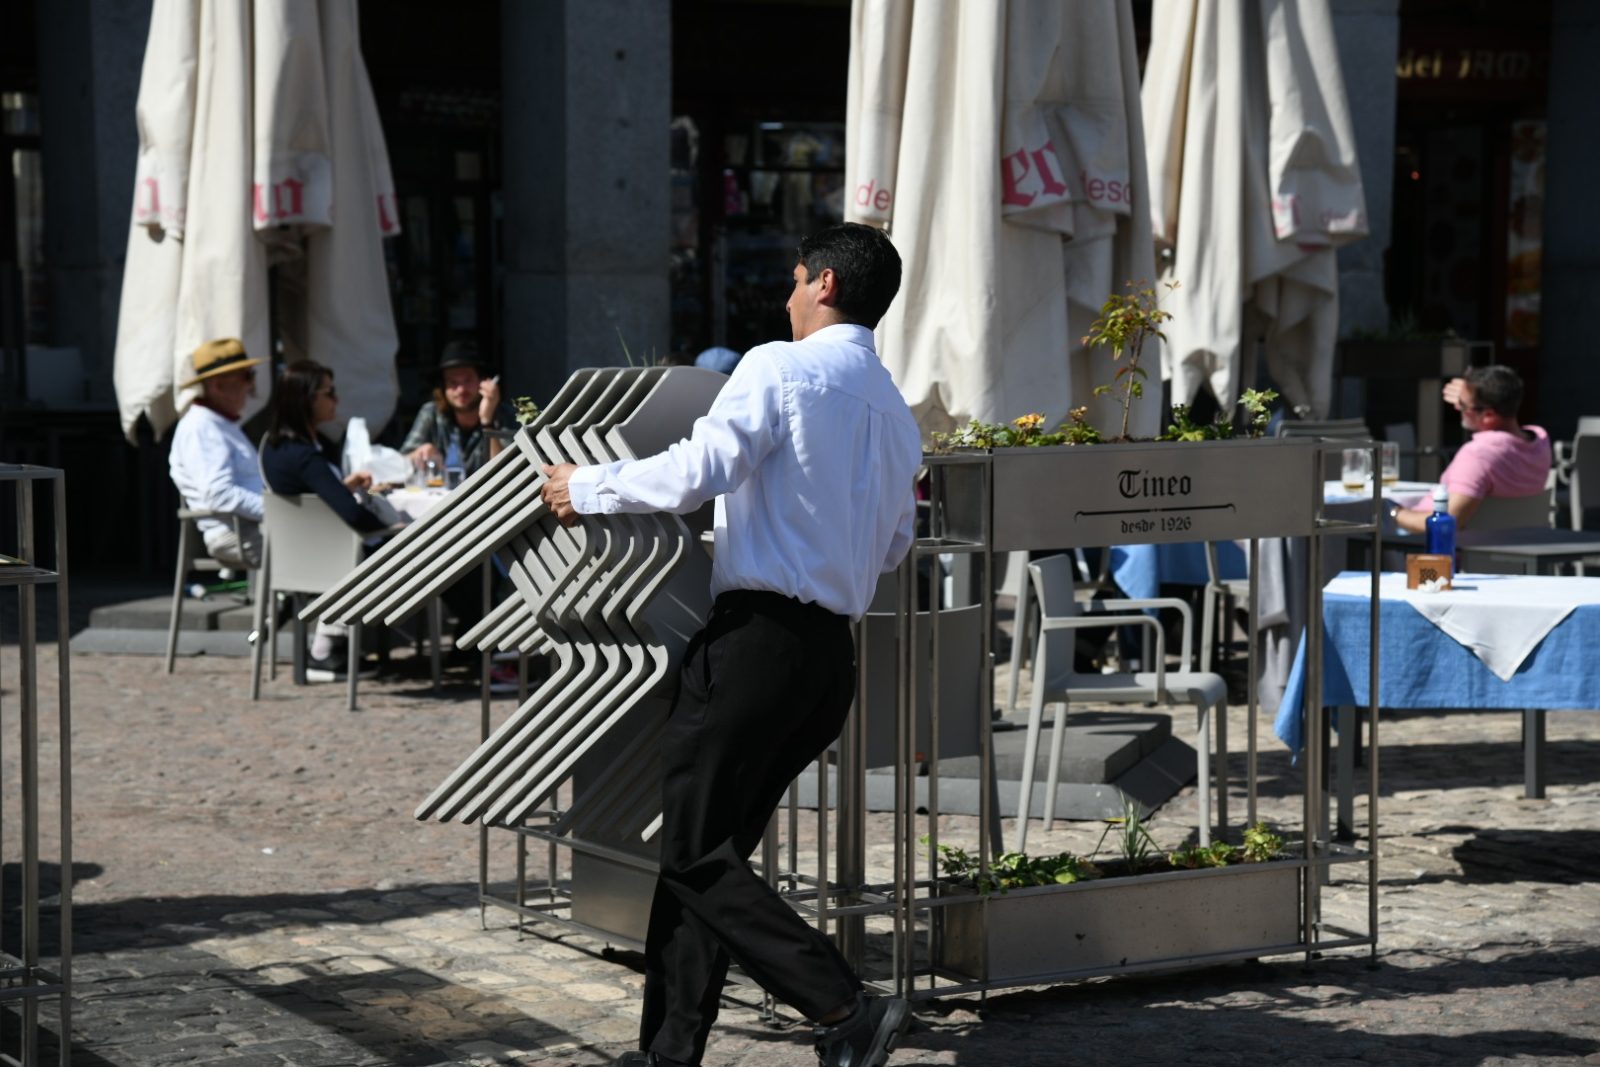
[{"xmin": 1083, "ymin": 280, "xmax": 1177, "ymax": 442}]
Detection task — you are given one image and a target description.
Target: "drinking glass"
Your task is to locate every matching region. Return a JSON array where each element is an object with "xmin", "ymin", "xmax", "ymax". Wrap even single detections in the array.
[
  {"xmin": 1341, "ymin": 448, "xmax": 1371, "ymax": 490},
  {"xmin": 424, "ymin": 457, "xmax": 444, "ymax": 488},
  {"xmin": 1380, "ymin": 441, "xmax": 1400, "ymax": 486}
]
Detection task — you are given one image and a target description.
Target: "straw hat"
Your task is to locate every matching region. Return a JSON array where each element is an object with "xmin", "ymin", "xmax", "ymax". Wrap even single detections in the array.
[{"xmin": 179, "ymin": 338, "xmax": 266, "ymax": 389}]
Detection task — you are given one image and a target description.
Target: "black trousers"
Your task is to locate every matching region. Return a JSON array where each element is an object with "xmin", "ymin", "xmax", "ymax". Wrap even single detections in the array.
[{"xmin": 641, "ymin": 590, "xmax": 862, "ymax": 1064}]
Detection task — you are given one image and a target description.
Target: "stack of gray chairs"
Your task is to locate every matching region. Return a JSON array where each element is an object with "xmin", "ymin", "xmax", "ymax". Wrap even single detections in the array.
[{"xmin": 304, "ymin": 367, "xmax": 725, "ymax": 855}]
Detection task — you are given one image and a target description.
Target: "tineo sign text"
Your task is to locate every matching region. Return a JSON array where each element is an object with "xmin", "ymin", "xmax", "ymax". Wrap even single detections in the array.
[{"xmin": 1118, "ymin": 469, "xmax": 1192, "ymax": 499}]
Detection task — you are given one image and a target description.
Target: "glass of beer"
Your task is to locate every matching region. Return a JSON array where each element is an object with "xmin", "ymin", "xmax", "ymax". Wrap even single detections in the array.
[
  {"xmin": 1380, "ymin": 441, "xmax": 1400, "ymax": 486},
  {"xmin": 1341, "ymin": 448, "xmax": 1371, "ymax": 491}
]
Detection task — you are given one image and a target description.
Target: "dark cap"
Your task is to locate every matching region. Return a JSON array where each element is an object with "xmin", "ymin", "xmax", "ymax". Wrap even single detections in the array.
[{"xmin": 437, "ymin": 339, "xmax": 489, "ymax": 380}]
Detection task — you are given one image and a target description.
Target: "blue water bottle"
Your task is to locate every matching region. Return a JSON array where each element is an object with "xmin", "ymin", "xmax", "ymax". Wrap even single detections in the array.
[
  {"xmin": 1425, "ymin": 485, "xmax": 1456, "ymax": 559},
  {"xmin": 444, "ymin": 439, "xmax": 465, "ymax": 489}
]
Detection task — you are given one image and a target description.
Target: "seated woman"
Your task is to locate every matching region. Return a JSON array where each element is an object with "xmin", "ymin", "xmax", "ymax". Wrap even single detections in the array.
[
  {"xmin": 262, "ymin": 360, "xmax": 391, "ymax": 538},
  {"xmin": 262, "ymin": 360, "xmax": 391, "ymax": 673}
]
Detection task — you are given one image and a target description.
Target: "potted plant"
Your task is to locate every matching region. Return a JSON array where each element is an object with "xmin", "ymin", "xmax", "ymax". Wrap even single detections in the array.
[
  {"xmin": 924, "ymin": 280, "xmax": 1327, "ymax": 551},
  {"xmin": 929, "ymin": 808, "xmax": 1303, "ymax": 983}
]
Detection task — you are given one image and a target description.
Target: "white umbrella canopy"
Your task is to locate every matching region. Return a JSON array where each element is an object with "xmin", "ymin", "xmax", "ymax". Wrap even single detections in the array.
[
  {"xmin": 846, "ymin": 0, "xmax": 1157, "ymax": 439},
  {"xmin": 1143, "ymin": 0, "xmax": 1366, "ymax": 418},
  {"xmin": 112, "ymin": 0, "xmax": 400, "ymax": 442}
]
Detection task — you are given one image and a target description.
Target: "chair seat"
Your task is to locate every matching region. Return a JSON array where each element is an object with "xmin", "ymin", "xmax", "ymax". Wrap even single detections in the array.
[{"xmin": 1063, "ymin": 669, "xmax": 1227, "ymax": 707}]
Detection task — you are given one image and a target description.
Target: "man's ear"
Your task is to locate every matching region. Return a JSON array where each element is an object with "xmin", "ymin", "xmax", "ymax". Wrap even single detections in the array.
[{"xmin": 814, "ymin": 267, "xmax": 840, "ymax": 307}]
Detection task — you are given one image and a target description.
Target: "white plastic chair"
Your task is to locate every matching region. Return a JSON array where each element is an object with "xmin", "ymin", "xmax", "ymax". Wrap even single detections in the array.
[
  {"xmin": 1016, "ymin": 554, "xmax": 1229, "ymax": 853},
  {"xmin": 165, "ymin": 507, "xmax": 259, "ymax": 673},
  {"xmin": 251, "ymin": 492, "xmax": 366, "ymax": 710}
]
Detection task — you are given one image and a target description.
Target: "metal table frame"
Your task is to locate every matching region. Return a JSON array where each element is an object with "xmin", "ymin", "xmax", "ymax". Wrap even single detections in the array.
[{"xmin": 0, "ymin": 465, "xmax": 72, "ymax": 1066}]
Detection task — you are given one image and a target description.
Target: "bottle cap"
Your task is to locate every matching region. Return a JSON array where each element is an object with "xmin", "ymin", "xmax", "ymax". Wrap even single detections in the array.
[{"xmin": 1433, "ymin": 485, "xmax": 1447, "ymax": 504}]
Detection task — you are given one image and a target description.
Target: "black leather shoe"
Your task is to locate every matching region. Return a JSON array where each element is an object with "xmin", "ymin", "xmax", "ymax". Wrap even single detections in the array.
[
  {"xmin": 813, "ymin": 993, "xmax": 910, "ymax": 1067},
  {"xmin": 616, "ymin": 1052, "xmax": 695, "ymax": 1066}
]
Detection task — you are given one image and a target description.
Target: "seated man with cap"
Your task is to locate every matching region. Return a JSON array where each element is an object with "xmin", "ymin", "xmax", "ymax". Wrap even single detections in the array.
[
  {"xmin": 168, "ymin": 338, "xmax": 268, "ymax": 569},
  {"xmin": 402, "ymin": 340, "xmax": 517, "ymax": 475}
]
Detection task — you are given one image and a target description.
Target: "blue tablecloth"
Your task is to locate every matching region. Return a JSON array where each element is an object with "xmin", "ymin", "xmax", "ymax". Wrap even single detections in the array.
[
  {"xmin": 1110, "ymin": 541, "xmax": 1247, "ymax": 601},
  {"xmin": 1276, "ymin": 572, "xmax": 1600, "ymax": 751}
]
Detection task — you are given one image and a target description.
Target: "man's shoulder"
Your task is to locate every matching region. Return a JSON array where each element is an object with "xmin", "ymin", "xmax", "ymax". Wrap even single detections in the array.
[{"xmin": 174, "ymin": 404, "xmax": 226, "ymax": 442}]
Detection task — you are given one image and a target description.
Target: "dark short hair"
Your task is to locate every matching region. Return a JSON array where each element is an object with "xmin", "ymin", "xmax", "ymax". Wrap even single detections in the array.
[
  {"xmin": 266, "ymin": 360, "xmax": 334, "ymax": 446},
  {"xmin": 1463, "ymin": 364, "xmax": 1524, "ymax": 419},
  {"xmin": 797, "ymin": 222, "xmax": 902, "ymax": 329}
]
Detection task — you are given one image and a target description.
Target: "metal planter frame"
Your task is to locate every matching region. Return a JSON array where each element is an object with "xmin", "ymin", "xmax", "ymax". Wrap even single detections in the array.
[
  {"xmin": 850, "ymin": 440, "xmax": 1383, "ymax": 1000},
  {"xmin": 0, "ymin": 465, "xmax": 72, "ymax": 1066}
]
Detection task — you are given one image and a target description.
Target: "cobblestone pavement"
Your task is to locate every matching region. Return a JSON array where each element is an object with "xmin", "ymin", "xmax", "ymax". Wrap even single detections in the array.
[{"xmin": 2, "ymin": 636, "xmax": 1598, "ymax": 1066}]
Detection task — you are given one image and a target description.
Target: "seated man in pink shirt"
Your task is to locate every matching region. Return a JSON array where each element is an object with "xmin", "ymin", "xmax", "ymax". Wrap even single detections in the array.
[{"xmin": 1394, "ymin": 364, "xmax": 1551, "ymax": 533}]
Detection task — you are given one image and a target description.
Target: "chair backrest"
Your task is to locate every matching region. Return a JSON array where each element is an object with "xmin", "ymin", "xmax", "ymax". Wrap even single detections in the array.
[
  {"xmin": 1027, "ymin": 553, "xmax": 1081, "ymax": 619},
  {"xmin": 1577, "ymin": 416, "xmax": 1600, "ymax": 437},
  {"xmin": 1275, "ymin": 417, "xmax": 1372, "ymax": 440},
  {"xmin": 1572, "ymin": 432, "xmax": 1600, "ymax": 530},
  {"xmin": 1466, "ymin": 491, "xmax": 1552, "ymax": 531},
  {"xmin": 263, "ymin": 492, "xmax": 365, "ymax": 595}
]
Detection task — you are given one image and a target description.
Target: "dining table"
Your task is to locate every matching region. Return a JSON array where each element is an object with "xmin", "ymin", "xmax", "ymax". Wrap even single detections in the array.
[{"xmin": 1277, "ymin": 570, "xmax": 1600, "ymax": 832}]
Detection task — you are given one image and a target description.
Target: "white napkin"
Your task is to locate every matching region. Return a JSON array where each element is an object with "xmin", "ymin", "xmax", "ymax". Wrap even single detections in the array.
[{"xmin": 1324, "ymin": 572, "xmax": 1600, "ymax": 681}]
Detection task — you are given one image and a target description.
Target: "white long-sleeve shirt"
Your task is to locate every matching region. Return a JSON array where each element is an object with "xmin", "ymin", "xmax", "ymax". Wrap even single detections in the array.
[
  {"xmin": 568, "ymin": 323, "xmax": 923, "ymax": 619},
  {"xmin": 169, "ymin": 402, "xmax": 265, "ymax": 548}
]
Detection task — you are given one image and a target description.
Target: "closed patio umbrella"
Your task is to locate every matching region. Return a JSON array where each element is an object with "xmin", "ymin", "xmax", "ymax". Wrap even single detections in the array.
[
  {"xmin": 1143, "ymin": 0, "xmax": 1367, "ymax": 418},
  {"xmin": 113, "ymin": 0, "xmax": 400, "ymax": 442},
  {"xmin": 846, "ymin": 0, "xmax": 1157, "ymax": 438}
]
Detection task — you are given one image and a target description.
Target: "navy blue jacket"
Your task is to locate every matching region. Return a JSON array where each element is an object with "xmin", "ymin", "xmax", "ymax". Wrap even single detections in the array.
[{"xmin": 261, "ymin": 436, "xmax": 388, "ymax": 534}]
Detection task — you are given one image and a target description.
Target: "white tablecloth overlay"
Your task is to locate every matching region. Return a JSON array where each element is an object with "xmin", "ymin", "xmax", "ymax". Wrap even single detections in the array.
[
  {"xmin": 1321, "ymin": 479, "xmax": 1436, "ymax": 511},
  {"xmin": 1324, "ymin": 571, "xmax": 1600, "ymax": 681},
  {"xmin": 385, "ymin": 487, "xmax": 449, "ymax": 522}
]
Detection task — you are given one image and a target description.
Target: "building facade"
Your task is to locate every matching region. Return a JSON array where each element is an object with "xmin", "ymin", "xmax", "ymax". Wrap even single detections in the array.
[{"xmin": 1, "ymin": 0, "xmax": 1592, "ymax": 572}]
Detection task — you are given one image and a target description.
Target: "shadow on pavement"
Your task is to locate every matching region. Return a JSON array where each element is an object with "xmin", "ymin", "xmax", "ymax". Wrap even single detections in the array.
[{"xmin": 1243, "ymin": 737, "xmax": 1600, "ymax": 800}]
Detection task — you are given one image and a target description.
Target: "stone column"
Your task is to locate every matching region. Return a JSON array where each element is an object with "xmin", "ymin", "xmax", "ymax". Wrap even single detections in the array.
[
  {"xmin": 1540, "ymin": 0, "xmax": 1600, "ymax": 439},
  {"xmin": 35, "ymin": 0, "xmax": 150, "ymax": 406},
  {"xmin": 1330, "ymin": 0, "xmax": 1400, "ymax": 339},
  {"xmin": 501, "ymin": 0, "xmax": 671, "ymax": 405}
]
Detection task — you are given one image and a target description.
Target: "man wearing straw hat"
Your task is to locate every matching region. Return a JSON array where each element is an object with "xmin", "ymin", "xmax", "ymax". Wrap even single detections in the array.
[
  {"xmin": 169, "ymin": 338, "xmax": 269, "ymax": 568},
  {"xmin": 542, "ymin": 222, "xmax": 920, "ymax": 1067}
]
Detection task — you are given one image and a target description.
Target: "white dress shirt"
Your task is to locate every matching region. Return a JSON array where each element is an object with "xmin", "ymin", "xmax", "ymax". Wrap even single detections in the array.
[
  {"xmin": 568, "ymin": 323, "xmax": 923, "ymax": 619},
  {"xmin": 169, "ymin": 402, "xmax": 266, "ymax": 548}
]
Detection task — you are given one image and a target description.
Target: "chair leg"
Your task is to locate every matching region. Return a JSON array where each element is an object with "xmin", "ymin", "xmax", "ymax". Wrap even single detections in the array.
[
  {"xmin": 1196, "ymin": 703, "xmax": 1212, "ymax": 846},
  {"xmin": 348, "ymin": 620, "xmax": 361, "ymax": 712},
  {"xmin": 1215, "ymin": 700, "xmax": 1229, "ymax": 838},
  {"xmin": 1014, "ymin": 685, "xmax": 1048, "ymax": 854},
  {"xmin": 165, "ymin": 521, "xmax": 192, "ymax": 674},
  {"xmin": 1005, "ymin": 570, "xmax": 1033, "ymax": 712},
  {"xmin": 1043, "ymin": 700, "xmax": 1070, "ymax": 830},
  {"xmin": 429, "ymin": 597, "xmax": 443, "ymax": 694},
  {"xmin": 1200, "ymin": 586, "xmax": 1217, "ymax": 675},
  {"xmin": 249, "ymin": 572, "xmax": 269, "ymax": 701}
]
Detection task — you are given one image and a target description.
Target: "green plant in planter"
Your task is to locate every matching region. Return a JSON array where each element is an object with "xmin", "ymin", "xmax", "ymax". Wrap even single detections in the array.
[
  {"xmin": 1158, "ymin": 387, "xmax": 1281, "ymax": 443},
  {"xmin": 1241, "ymin": 821, "xmax": 1286, "ymax": 863},
  {"xmin": 1084, "ymin": 279, "xmax": 1177, "ymax": 442},
  {"xmin": 1091, "ymin": 796, "xmax": 1160, "ymax": 874},
  {"xmin": 929, "ymin": 412, "xmax": 1084, "ymax": 452},
  {"xmin": 924, "ymin": 838, "xmax": 1100, "ymax": 895},
  {"xmin": 1239, "ymin": 388, "xmax": 1279, "ymax": 438},
  {"xmin": 1168, "ymin": 840, "xmax": 1239, "ymax": 869},
  {"xmin": 512, "ymin": 396, "xmax": 542, "ymax": 426}
]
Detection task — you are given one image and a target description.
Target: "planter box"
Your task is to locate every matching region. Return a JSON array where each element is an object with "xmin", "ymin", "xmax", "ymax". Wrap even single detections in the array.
[
  {"xmin": 933, "ymin": 437, "xmax": 1324, "ymax": 552},
  {"xmin": 933, "ymin": 861, "xmax": 1302, "ymax": 983}
]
